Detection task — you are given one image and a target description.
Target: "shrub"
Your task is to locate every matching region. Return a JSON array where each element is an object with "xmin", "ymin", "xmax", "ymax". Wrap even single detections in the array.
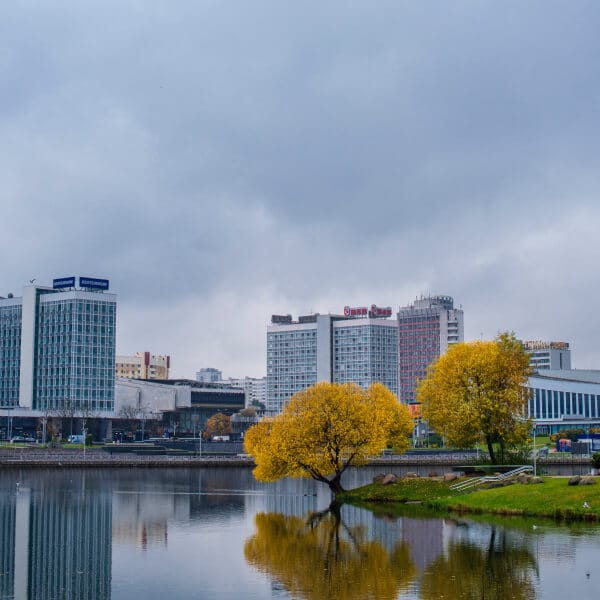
[{"xmin": 591, "ymin": 452, "xmax": 600, "ymax": 470}]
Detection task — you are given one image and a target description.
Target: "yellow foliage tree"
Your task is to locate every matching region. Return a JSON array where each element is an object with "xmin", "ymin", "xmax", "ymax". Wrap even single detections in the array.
[
  {"xmin": 418, "ymin": 332, "xmax": 532, "ymax": 464},
  {"xmin": 244, "ymin": 511, "xmax": 416, "ymax": 600},
  {"xmin": 204, "ymin": 412, "xmax": 232, "ymax": 440},
  {"xmin": 244, "ymin": 382, "xmax": 413, "ymax": 495}
]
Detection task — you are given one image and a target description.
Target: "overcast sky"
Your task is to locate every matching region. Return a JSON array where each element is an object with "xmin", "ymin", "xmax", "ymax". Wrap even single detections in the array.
[{"xmin": 2, "ymin": 1, "xmax": 600, "ymax": 378}]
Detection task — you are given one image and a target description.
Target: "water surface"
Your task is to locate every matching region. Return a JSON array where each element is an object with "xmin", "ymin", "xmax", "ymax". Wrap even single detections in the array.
[{"xmin": 0, "ymin": 467, "xmax": 598, "ymax": 599}]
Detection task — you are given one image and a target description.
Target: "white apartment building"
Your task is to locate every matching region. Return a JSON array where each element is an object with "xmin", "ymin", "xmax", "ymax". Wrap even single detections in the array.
[
  {"xmin": 266, "ymin": 306, "xmax": 398, "ymax": 415},
  {"xmin": 221, "ymin": 376, "xmax": 267, "ymax": 408}
]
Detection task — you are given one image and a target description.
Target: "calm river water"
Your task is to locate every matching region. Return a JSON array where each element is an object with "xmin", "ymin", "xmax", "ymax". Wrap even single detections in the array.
[{"xmin": 0, "ymin": 466, "xmax": 599, "ymax": 599}]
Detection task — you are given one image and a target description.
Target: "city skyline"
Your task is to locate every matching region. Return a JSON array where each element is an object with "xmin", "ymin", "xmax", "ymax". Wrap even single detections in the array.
[{"xmin": 2, "ymin": 2, "xmax": 600, "ymax": 379}]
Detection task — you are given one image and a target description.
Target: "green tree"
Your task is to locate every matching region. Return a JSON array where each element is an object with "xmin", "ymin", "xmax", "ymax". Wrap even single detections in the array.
[
  {"xmin": 418, "ymin": 332, "xmax": 532, "ymax": 464},
  {"xmin": 244, "ymin": 382, "xmax": 413, "ymax": 495}
]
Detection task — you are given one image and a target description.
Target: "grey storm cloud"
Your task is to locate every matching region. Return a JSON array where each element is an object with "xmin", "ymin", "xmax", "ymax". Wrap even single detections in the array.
[{"xmin": 2, "ymin": 1, "xmax": 600, "ymax": 377}]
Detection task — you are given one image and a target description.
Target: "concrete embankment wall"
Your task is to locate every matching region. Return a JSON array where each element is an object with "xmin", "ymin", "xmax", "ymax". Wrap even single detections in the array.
[
  {"xmin": 0, "ymin": 447, "xmax": 591, "ymax": 469},
  {"xmin": 0, "ymin": 448, "xmax": 254, "ymax": 468}
]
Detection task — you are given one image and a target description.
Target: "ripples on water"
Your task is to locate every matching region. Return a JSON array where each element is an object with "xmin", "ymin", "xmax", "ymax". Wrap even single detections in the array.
[{"xmin": 0, "ymin": 467, "xmax": 598, "ymax": 599}]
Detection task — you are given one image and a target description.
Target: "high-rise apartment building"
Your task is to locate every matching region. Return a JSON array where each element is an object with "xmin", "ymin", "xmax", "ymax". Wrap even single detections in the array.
[
  {"xmin": 397, "ymin": 295, "xmax": 463, "ymax": 405},
  {"xmin": 116, "ymin": 352, "xmax": 170, "ymax": 380},
  {"xmin": 195, "ymin": 368, "xmax": 222, "ymax": 383},
  {"xmin": 523, "ymin": 341, "xmax": 571, "ymax": 371},
  {"xmin": 267, "ymin": 306, "xmax": 398, "ymax": 415},
  {"xmin": 0, "ymin": 276, "xmax": 116, "ymax": 413}
]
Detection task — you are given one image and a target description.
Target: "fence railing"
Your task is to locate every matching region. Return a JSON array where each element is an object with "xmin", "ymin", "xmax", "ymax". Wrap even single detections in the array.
[{"xmin": 450, "ymin": 465, "xmax": 534, "ymax": 492}]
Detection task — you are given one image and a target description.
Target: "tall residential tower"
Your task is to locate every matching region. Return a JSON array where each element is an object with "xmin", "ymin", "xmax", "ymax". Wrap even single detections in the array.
[{"xmin": 397, "ymin": 295, "xmax": 463, "ymax": 405}]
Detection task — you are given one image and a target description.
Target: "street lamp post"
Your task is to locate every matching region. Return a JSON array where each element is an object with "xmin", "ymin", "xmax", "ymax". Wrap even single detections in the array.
[
  {"xmin": 533, "ymin": 425, "xmax": 537, "ymax": 477},
  {"xmin": 5, "ymin": 408, "xmax": 14, "ymax": 442}
]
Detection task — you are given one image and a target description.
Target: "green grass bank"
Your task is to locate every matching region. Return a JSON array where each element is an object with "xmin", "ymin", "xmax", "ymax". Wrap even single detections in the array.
[{"xmin": 340, "ymin": 476, "xmax": 600, "ymax": 521}]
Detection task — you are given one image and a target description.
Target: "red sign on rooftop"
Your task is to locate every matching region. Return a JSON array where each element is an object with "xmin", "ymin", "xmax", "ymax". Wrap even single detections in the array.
[{"xmin": 343, "ymin": 305, "xmax": 393, "ymax": 318}]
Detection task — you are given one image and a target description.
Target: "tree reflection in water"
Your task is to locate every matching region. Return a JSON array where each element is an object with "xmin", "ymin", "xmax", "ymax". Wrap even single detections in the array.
[
  {"xmin": 420, "ymin": 525, "xmax": 538, "ymax": 600},
  {"xmin": 244, "ymin": 505, "xmax": 416, "ymax": 599}
]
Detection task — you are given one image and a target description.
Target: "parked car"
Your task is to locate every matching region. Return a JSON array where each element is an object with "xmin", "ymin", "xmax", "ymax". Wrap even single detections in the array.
[{"xmin": 67, "ymin": 434, "xmax": 85, "ymax": 444}]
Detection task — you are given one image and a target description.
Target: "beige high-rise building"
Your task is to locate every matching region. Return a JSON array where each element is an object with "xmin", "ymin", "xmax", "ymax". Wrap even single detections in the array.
[{"xmin": 115, "ymin": 352, "xmax": 170, "ymax": 380}]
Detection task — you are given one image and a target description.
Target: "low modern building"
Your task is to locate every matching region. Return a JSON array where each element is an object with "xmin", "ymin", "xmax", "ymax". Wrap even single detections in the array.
[
  {"xmin": 523, "ymin": 341, "xmax": 571, "ymax": 371},
  {"xmin": 115, "ymin": 352, "xmax": 170, "ymax": 380},
  {"xmin": 528, "ymin": 370, "xmax": 600, "ymax": 434},
  {"xmin": 267, "ymin": 306, "xmax": 398, "ymax": 415},
  {"xmin": 114, "ymin": 378, "xmax": 245, "ymax": 438}
]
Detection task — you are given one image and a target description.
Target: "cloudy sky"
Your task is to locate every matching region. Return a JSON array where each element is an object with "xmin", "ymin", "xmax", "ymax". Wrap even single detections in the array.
[{"xmin": 2, "ymin": 1, "xmax": 600, "ymax": 378}]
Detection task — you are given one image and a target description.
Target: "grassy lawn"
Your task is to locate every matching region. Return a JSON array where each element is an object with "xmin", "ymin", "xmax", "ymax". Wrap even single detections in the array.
[
  {"xmin": 342, "ymin": 476, "xmax": 600, "ymax": 521},
  {"xmin": 430, "ymin": 478, "xmax": 600, "ymax": 520},
  {"xmin": 339, "ymin": 478, "xmax": 456, "ymax": 504}
]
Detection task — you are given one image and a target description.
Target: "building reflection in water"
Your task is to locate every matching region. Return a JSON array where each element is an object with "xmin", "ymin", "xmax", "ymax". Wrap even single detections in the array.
[
  {"xmin": 246, "ymin": 495, "xmax": 541, "ymax": 600},
  {"xmin": 111, "ymin": 468, "xmax": 247, "ymax": 551},
  {"xmin": 0, "ymin": 470, "xmax": 112, "ymax": 600}
]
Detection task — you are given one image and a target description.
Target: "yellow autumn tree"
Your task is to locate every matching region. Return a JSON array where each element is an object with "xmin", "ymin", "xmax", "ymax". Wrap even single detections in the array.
[
  {"xmin": 244, "ymin": 382, "xmax": 413, "ymax": 495},
  {"xmin": 417, "ymin": 332, "xmax": 532, "ymax": 464},
  {"xmin": 204, "ymin": 412, "xmax": 232, "ymax": 439}
]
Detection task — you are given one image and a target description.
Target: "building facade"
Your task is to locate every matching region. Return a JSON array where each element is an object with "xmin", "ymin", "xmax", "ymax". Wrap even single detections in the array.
[
  {"xmin": 397, "ymin": 295, "xmax": 464, "ymax": 404},
  {"xmin": 523, "ymin": 341, "xmax": 571, "ymax": 371},
  {"xmin": 221, "ymin": 376, "xmax": 267, "ymax": 408},
  {"xmin": 116, "ymin": 378, "xmax": 245, "ymax": 436},
  {"xmin": 115, "ymin": 352, "xmax": 170, "ymax": 380},
  {"xmin": 195, "ymin": 368, "xmax": 222, "ymax": 383},
  {"xmin": 0, "ymin": 277, "xmax": 116, "ymax": 414},
  {"xmin": 266, "ymin": 306, "xmax": 398, "ymax": 415},
  {"xmin": 528, "ymin": 370, "xmax": 600, "ymax": 434}
]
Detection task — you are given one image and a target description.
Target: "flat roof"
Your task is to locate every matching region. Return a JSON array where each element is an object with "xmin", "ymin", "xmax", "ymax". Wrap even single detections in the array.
[{"xmin": 532, "ymin": 369, "xmax": 600, "ymax": 384}]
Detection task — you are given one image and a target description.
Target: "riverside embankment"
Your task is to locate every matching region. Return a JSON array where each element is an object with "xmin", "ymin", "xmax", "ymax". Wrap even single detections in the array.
[{"xmin": 0, "ymin": 446, "xmax": 592, "ymax": 469}]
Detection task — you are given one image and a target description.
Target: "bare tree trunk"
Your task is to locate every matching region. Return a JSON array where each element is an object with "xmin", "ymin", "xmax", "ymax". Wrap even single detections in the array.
[
  {"xmin": 327, "ymin": 472, "xmax": 346, "ymax": 496},
  {"xmin": 486, "ymin": 436, "xmax": 497, "ymax": 464}
]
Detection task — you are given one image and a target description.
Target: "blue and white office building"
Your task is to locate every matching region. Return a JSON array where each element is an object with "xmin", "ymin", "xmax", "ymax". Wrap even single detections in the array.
[
  {"xmin": 0, "ymin": 277, "xmax": 116, "ymax": 415},
  {"xmin": 528, "ymin": 370, "xmax": 600, "ymax": 434}
]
